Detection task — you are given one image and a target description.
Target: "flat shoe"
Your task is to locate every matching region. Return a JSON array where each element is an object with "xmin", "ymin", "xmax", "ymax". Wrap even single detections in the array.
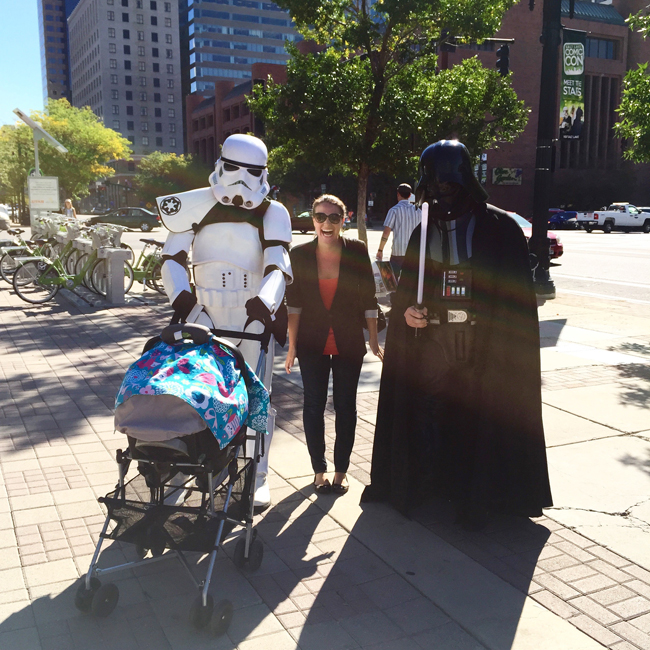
[
  {"xmin": 331, "ymin": 482, "xmax": 349, "ymax": 495},
  {"xmin": 314, "ymin": 480, "xmax": 332, "ymax": 495}
]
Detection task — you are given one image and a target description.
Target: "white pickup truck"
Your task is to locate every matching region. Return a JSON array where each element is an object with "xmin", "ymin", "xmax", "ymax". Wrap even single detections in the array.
[{"xmin": 576, "ymin": 203, "xmax": 650, "ymax": 233}]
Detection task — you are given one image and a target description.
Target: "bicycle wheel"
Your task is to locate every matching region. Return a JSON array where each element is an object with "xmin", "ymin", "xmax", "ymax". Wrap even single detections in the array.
[
  {"xmin": 91, "ymin": 259, "xmax": 135, "ymax": 297},
  {"xmin": 65, "ymin": 248, "xmax": 82, "ymax": 275},
  {"xmin": 149, "ymin": 260, "xmax": 165, "ymax": 293},
  {"xmin": 74, "ymin": 253, "xmax": 94, "ymax": 290},
  {"xmin": 12, "ymin": 260, "xmax": 60, "ymax": 304},
  {"xmin": 0, "ymin": 251, "xmax": 23, "ymax": 283}
]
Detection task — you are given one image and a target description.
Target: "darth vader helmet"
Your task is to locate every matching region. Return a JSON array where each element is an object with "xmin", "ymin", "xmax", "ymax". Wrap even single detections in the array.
[
  {"xmin": 415, "ymin": 140, "xmax": 488, "ymax": 206},
  {"xmin": 210, "ymin": 134, "xmax": 270, "ymax": 209}
]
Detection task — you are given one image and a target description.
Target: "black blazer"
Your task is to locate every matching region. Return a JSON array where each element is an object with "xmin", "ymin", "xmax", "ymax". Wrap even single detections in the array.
[{"xmin": 286, "ymin": 237, "xmax": 377, "ymax": 360}]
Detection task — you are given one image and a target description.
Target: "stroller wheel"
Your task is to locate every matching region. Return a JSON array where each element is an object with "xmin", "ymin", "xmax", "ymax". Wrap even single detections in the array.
[
  {"xmin": 233, "ymin": 537, "xmax": 264, "ymax": 572},
  {"xmin": 211, "ymin": 599, "xmax": 233, "ymax": 637},
  {"xmin": 189, "ymin": 594, "xmax": 214, "ymax": 629},
  {"xmin": 147, "ymin": 524, "xmax": 166, "ymax": 557},
  {"xmin": 91, "ymin": 583, "xmax": 120, "ymax": 618},
  {"xmin": 74, "ymin": 575, "xmax": 101, "ymax": 613},
  {"xmin": 135, "ymin": 536, "xmax": 148, "ymax": 560}
]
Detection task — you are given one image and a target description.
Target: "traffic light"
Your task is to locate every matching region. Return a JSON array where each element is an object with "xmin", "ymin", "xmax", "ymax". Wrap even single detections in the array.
[{"xmin": 496, "ymin": 44, "xmax": 510, "ymax": 76}]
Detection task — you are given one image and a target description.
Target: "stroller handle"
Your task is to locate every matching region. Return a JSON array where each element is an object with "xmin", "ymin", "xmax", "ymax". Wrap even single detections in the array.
[{"xmin": 161, "ymin": 323, "xmax": 212, "ymax": 346}]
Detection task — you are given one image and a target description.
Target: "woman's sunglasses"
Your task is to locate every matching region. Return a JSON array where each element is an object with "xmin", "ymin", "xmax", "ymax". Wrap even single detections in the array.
[{"xmin": 313, "ymin": 212, "xmax": 343, "ymax": 224}]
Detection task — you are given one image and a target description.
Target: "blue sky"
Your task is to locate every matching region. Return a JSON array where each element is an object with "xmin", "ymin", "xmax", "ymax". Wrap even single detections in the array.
[{"xmin": 0, "ymin": 2, "xmax": 44, "ymax": 125}]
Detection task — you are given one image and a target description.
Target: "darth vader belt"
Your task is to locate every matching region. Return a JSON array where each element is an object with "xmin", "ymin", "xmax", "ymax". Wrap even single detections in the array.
[{"xmin": 427, "ymin": 309, "xmax": 476, "ymax": 325}]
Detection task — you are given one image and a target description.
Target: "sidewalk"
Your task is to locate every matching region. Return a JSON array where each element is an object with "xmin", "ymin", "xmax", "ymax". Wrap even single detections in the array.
[{"xmin": 0, "ymin": 283, "xmax": 648, "ymax": 650}]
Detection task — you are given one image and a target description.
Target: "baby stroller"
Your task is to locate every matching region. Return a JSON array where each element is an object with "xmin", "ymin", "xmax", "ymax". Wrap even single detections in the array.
[{"xmin": 73, "ymin": 323, "xmax": 270, "ymax": 636}]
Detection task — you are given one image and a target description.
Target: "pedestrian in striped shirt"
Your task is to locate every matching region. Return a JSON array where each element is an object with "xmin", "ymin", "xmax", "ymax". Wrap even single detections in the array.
[{"xmin": 376, "ymin": 184, "xmax": 421, "ymax": 281}]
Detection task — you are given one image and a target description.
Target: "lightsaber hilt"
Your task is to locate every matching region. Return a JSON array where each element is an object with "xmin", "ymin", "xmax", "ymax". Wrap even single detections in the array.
[{"xmin": 415, "ymin": 202, "xmax": 429, "ymax": 338}]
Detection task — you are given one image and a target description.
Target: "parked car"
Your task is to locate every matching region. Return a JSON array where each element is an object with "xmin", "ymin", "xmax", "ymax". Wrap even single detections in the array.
[
  {"xmin": 86, "ymin": 207, "xmax": 160, "ymax": 231},
  {"xmin": 291, "ymin": 211, "xmax": 315, "ymax": 234},
  {"xmin": 508, "ymin": 212, "xmax": 564, "ymax": 259},
  {"xmin": 0, "ymin": 206, "xmax": 11, "ymax": 231},
  {"xmin": 548, "ymin": 209, "xmax": 579, "ymax": 230}
]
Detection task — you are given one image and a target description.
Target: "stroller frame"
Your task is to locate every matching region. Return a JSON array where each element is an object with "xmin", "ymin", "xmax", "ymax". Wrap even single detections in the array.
[{"xmin": 76, "ymin": 325, "xmax": 269, "ymax": 632}]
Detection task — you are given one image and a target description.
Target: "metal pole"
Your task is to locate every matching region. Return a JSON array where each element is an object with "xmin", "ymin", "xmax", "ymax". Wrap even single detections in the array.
[
  {"xmin": 531, "ymin": 0, "xmax": 561, "ymax": 298},
  {"xmin": 33, "ymin": 131, "xmax": 41, "ymax": 177}
]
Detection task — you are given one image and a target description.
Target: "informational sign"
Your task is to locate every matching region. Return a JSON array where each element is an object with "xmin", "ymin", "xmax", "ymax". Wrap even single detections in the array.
[
  {"xmin": 474, "ymin": 164, "xmax": 487, "ymax": 186},
  {"xmin": 559, "ymin": 29, "xmax": 586, "ymax": 140},
  {"xmin": 28, "ymin": 176, "xmax": 60, "ymax": 210},
  {"xmin": 492, "ymin": 167, "xmax": 523, "ymax": 186}
]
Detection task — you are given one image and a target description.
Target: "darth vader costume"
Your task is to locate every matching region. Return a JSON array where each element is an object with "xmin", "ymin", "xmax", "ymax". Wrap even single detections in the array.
[{"xmin": 362, "ymin": 141, "xmax": 552, "ymax": 521}]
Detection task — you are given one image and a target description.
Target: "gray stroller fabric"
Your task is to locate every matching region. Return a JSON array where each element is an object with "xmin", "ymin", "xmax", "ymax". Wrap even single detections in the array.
[{"xmin": 115, "ymin": 394, "xmax": 207, "ymax": 441}]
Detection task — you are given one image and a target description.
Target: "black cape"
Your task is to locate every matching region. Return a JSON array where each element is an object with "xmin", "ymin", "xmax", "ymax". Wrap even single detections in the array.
[{"xmin": 362, "ymin": 203, "xmax": 553, "ymax": 517}]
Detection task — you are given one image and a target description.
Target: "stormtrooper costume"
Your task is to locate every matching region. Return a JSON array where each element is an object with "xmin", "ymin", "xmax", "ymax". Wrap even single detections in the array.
[{"xmin": 156, "ymin": 134, "xmax": 292, "ymax": 509}]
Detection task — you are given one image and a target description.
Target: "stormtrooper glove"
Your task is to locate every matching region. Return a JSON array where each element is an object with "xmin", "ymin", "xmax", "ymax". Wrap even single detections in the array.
[
  {"xmin": 245, "ymin": 296, "xmax": 273, "ymax": 332},
  {"xmin": 172, "ymin": 290, "xmax": 204, "ymax": 324}
]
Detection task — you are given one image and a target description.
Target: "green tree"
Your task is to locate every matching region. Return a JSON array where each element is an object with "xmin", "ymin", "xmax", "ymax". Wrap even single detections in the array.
[
  {"xmin": 248, "ymin": 0, "xmax": 528, "ymax": 242},
  {"xmin": 614, "ymin": 10, "xmax": 650, "ymax": 162},
  {"xmin": 133, "ymin": 152, "xmax": 209, "ymax": 205},
  {"xmin": 0, "ymin": 99, "xmax": 132, "ymax": 209}
]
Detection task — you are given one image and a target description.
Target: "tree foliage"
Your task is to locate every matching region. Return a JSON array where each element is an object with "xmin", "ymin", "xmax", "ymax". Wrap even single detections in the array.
[
  {"xmin": 133, "ymin": 152, "xmax": 209, "ymax": 205},
  {"xmin": 248, "ymin": 0, "xmax": 528, "ymax": 241},
  {"xmin": 614, "ymin": 10, "xmax": 650, "ymax": 162},
  {"xmin": 0, "ymin": 99, "xmax": 131, "ymax": 205}
]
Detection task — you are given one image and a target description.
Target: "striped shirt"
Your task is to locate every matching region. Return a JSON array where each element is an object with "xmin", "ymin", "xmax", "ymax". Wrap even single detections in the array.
[{"xmin": 383, "ymin": 200, "xmax": 421, "ymax": 257}]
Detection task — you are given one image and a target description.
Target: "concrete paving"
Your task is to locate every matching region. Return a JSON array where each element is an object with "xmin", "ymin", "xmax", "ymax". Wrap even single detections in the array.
[{"xmin": 0, "ymin": 279, "xmax": 649, "ymax": 649}]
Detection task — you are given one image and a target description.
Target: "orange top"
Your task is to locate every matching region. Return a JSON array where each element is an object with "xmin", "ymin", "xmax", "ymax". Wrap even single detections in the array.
[{"xmin": 319, "ymin": 277, "xmax": 339, "ymax": 355}]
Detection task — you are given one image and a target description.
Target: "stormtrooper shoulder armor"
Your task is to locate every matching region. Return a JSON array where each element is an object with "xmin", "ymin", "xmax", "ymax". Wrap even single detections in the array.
[
  {"xmin": 263, "ymin": 200, "xmax": 292, "ymax": 244},
  {"xmin": 156, "ymin": 187, "xmax": 218, "ymax": 233}
]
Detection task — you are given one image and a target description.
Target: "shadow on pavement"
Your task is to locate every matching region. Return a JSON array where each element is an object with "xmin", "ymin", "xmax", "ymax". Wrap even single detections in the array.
[
  {"xmin": 615, "ymin": 363, "xmax": 650, "ymax": 408},
  {"xmin": 538, "ymin": 318, "xmax": 568, "ymax": 348}
]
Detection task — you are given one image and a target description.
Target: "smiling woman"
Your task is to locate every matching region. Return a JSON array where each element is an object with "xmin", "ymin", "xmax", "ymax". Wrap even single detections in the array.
[{"xmin": 284, "ymin": 194, "xmax": 383, "ymax": 496}]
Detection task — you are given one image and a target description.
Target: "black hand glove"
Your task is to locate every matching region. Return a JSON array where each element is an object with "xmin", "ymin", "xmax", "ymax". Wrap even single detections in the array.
[
  {"xmin": 245, "ymin": 296, "xmax": 273, "ymax": 331},
  {"xmin": 171, "ymin": 290, "xmax": 197, "ymax": 323}
]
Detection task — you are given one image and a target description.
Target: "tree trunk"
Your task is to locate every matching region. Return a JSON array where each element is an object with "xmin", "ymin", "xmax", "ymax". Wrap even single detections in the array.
[{"xmin": 356, "ymin": 162, "xmax": 369, "ymax": 245}]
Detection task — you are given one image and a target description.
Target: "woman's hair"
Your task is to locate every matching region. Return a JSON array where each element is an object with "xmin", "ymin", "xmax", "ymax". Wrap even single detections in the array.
[
  {"xmin": 65, "ymin": 199, "xmax": 72, "ymax": 205},
  {"xmin": 312, "ymin": 194, "xmax": 346, "ymax": 216}
]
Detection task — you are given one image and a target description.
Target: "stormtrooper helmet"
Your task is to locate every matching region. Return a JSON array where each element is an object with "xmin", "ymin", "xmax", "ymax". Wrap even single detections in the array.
[{"xmin": 210, "ymin": 134, "xmax": 270, "ymax": 209}]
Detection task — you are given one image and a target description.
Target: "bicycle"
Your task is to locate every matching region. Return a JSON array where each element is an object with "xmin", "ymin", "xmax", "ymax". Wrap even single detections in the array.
[
  {"xmin": 12, "ymin": 224, "xmax": 134, "ymax": 304},
  {"xmin": 130, "ymin": 237, "xmax": 166, "ymax": 293},
  {"xmin": 0, "ymin": 228, "xmax": 58, "ymax": 284}
]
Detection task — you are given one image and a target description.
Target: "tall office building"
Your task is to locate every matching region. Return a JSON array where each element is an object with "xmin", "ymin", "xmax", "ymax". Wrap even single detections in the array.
[
  {"xmin": 68, "ymin": 0, "xmax": 184, "ymax": 156},
  {"xmin": 185, "ymin": 0, "xmax": 300, "ymax": 94},
  {"xmin": 38, "ymin": 0, "xmax": 81, "ymax": 102}
]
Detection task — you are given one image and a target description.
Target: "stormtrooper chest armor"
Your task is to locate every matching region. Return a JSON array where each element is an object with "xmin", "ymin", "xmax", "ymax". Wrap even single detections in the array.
[{"xmin": 192, "ymin": 221, "xmax": 264, "ymax": 310}]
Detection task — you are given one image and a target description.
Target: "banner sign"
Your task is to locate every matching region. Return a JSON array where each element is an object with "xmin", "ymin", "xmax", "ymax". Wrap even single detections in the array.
[
  {"xmin": 559, "ymin": 29, "xmax": 586, "ymax": 140},
  {"xmin": 492, "ymin": 167, "xmax": 523, "ymax": 186},
  {"xmin": 28, "ymin": 176, "xmax": 60, "ymax": 210}
]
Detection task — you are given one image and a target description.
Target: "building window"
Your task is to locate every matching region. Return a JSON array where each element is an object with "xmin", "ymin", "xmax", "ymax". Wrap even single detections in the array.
[
  {"xmin": 138, "ymin": 61, "xmax": 146, "ymax": 71},
  {"xmin": 156, "ymin": 137, "xmax": 163, "ymax": 146},
  {"xmin": 128, "ymin": 162, "xmax": 135, "ymax": 171},
  {"xmin": 242, "ymin": 103, "xmax": 249, "ymax": 116},
  {"xmin": 140, "ymin": 106, "xmax": 148, "ymax": 115},
  {"xmin": 141, "ymin": 122, "xmax": 148, "ymax": 131},
  {"xmin": 153, "ymin": 78, "xmax": 160, "ymax": 87},
  {"xmin": 170, "ymin": 137, "xmax": 176, "ymax": 147},
  {"xmin": 109, "ymin": 43, "xmax": 116, "ymax": 53},
  {"xmin": 164, "ymin": 17, "xmax": 171, "ymax": 27},
  {"xmin": 110, "ymin": 74, "xmax": 118, "ymax": 83},
  {"xmin": 151, "ymin": 16, "xmax": 158, "ymax": 25},
  {"xmin": 140, "ymin": 77, "xmax": 147, "ymax": 86},
  {"xmin": 150, "ymin": 1, "xmax": 157, "ymax": 9},
  {"xmin": 122, "ymin": 12, "xmax": 129, "ymax": 22},
  {"xmin": 124, "ymin": 44, "xmax": 131, "ymax": 54},
  {"xmin": 124, "ymin": 60, "xmax": 131, "ymax": 70},
  {"xmin": 122, "ymin": 0, "xmax": 129, "ymax": 5},
  {"xmin": 127, "ymin": 120, "xmax": 134, "ymax": 130},
  {"xmin": 137, "ymin": 14, "xmax": 143, "ymax": 23},
  {"xmin": 166, "ymin": 64, "xmax": 173, "ymax": 74},
  {"xmin": 125, "ymin": 75, "xmax": 132, "ymax": 85},
  {"xmin": 169, "ymin": 122, "xmax": 175, "ymax": 132},
  {"xmin": 167, "ymin": 79, "xmax": 174, "ymax": 88},
  {"xmin": 128, "ymin": 135, "xmax": 135, "ymax": 143},
  {"xmin": 108, "ymin": 0, "xmax": 114, "ymax": 4},
  {"xmin": 139, "ymin": 92, "xmax": 147, "ymax": 101},
  {"xmin": 111, "ymin": 90, "xmax": 119, "ymax": 99},
  {"xmin": 155, "ymin": 108, "xmax": 162, "ymax": 117},
  {"xmin": 153, "ymin": 63, "xmax": 160, "ymax": 72},
  {"xmin": 152, "ymin": 47, "xmax": 159, "ymax": 57},
  {"xmin": 167, "ymin": 94, "xmax": 174, "ymax": 103},
  {"xmin": 110, "ymin": 59, "xmax": 117, "ymax": 68},
  {"xmin": 123, "ymin": 29, "xmax": 130, "ymax": 38},
  {"xmin": 126, "ymin": 105, "xmax": 133, "ymax": 115},
  {"xmin": 108, "ymin": 11, "xmax": 115, "ymax": 20},
  {"xmin": 586, "ymin": 37, "xmax": 618, "ymax": 60},
  {"xmin": 142, "ymin": 136, "xmax": 149, "ymax": 145},
  {"xmin": 164, "ymin": 1, "xmax": 171, "ymax": 11},
  {"xmin": 113, "ymin": 120, "xmax": 120, "ymax": 129},
  {"xmin": 138, "ymin": 45, "xmax": 145, "ymax": 56},
  {"xmin": 168, "ymin": 108, "xmax": 175, "ymax": 118},
  {"xmin": 154, "ymin": 93, "xmax": 161, "ymax": 102},
  {"xmin": 126, "ymin": 90, "xmax": 133, "ymax": 100},
  {"xmin": 165, "ymin": 34, "xmax": 172, "ymax": 44},
  {"xmin": 136, "ymin": 0, "xmax": 142, "ymax": 7},
  {"xmin": 138, "ymin": 31, "xmax": 144, "ymax": 41},
  {"xmin": 108, "ymin": 27, "xmax": 116, "ymax": 37},
  {"xmin": 112, "ymin": 105, "xmax": 120, "ymax": 114},
  {"xmin": 155, "ymin": 122, "xmax": 162, "ymax": 132},
  {"xmin": 151, "ymin": 32, "xmax": 158, "ymax": 42},
  {"xmin": 166, "ymin": 49, "xmax": 173, "ymax": 59}
]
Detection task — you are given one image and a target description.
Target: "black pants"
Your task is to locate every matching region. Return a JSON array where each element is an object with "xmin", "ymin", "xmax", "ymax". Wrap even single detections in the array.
[{"xmin": 299, "ymin": 353, "xmax": 364, "ymax": 474}]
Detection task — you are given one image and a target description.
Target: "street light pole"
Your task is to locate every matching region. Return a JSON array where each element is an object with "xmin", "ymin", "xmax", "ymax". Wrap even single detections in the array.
[{"xmin": 530, "ymin": 0, "xmax": 563, "ymax": 298}]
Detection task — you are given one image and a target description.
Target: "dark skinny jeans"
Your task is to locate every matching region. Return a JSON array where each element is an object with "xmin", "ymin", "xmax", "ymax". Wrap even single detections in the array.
[{"xmin": 299, "ymin": 353, "xmax": 364, "ymax": 474}]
